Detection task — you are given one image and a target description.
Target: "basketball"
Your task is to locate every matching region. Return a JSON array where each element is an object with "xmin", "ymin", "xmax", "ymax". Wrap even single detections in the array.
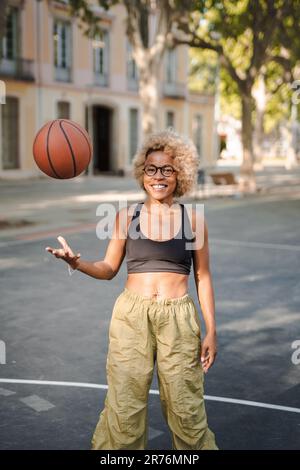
[{"xmin": 33, "ymin": 119, "xmax": 92, "ymax": 179}]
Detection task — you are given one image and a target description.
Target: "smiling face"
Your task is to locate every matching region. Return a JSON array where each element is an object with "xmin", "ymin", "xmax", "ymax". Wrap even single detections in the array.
[{"xmin": 143, "ymin": 150, "xmax": 177, "ymax": 203}]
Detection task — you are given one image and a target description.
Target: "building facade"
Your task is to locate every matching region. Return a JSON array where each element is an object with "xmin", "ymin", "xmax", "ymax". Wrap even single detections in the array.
[{"xmin": 0, "ymin": 0, "xmax": 216, "ymax": 178}]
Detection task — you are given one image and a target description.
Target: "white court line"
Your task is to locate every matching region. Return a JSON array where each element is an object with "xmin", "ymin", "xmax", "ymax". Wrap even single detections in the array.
[
  {"xmin": 211, "ymin": 238, "xmax": 300, "ymax": 252},
  {"xmin": 0, "ymin": 238, "xmax": 47, "ymax": 248},
  {"xmin": 1, "ymin": 236, "xmax": 300, "ymax": 252},
  {"xmin": 0, "ymin": 378, "xmax": 300, "ymax": 414},
  {"xmin": 0, "ymin": 228, "xmax": 95, "ymax": 248},
  {"xmin": 204, "ymin": 395, "xmax": 300, "ymax": 413}
]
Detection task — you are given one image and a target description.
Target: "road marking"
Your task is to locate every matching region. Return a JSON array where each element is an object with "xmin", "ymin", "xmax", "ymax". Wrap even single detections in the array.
[
  {"xmin": 0, "ymin": 378, "xmax": 299, "ymax": 414},
  {"xmin": 204, "ymin": 395, "xmax": 300, "ymax": 413},
  {"xmin": 19, "ymin": 394, "xmax": 55, "ymax": 412},
  {"xmin": 148, "ymin": 427, "xmax": 164, "ymax": 440},
  {"xmin": 0, "ymin": 225, "xmax": 96, "ymax": 248},
  {"xmin": 0, "ymin": 238, "xmax": 54, "ymax": 248},
  {"xmin": 211, "ymin": 238, "xmax": 300, "ymax": 252},
  {"xmin": 0, "ymin": 387, "xmax": 16, "ymax": 396},
  {"xmin": 16, "ymin": 224, "xmax": 96, "ymax": 241},
  {"xmin": 1, "ymin": 233, "xmax": 300, "ymax": 252}
]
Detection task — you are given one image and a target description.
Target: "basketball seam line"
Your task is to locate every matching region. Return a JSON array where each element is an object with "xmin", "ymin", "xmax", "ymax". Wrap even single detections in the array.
[
  {"xmin": 47, "ymin": 121, "xmax": 62, "ymax": 179},
  {"xmin": 61, "ymin": 119, "xmax": 92, "ymax": 164},
  {"xmin": 59, "ymin": 121, "xmax": 77, "ymax": 178}
]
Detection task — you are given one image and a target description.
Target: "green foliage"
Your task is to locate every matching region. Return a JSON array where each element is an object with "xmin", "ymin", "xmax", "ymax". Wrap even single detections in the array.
[
  {"xmin": 189, "ymin": 48, "xmax": 218, "ymax": 94},
  {"xmin": 219, "ymin": 67, "xmax": 241, "ymax": 119},
  {"xmin": 189, "ymin": 48, "xmax": 241, "ymax": 118},
  {"xmin": 184, "ymin": 0, "xmax": 300, "ymax": 140},
  {"xmin": 60, "ymin": 0, "xmax": 300, "ymax": 132}
]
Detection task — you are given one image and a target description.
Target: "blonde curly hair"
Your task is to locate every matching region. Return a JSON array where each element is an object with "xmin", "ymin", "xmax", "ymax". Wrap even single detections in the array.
[{"xmin": 132, "ymin": 129, "xmax": 200, "ymax": 198}]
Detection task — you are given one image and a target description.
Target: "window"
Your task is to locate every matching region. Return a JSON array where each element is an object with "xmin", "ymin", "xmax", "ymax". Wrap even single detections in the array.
[
  {"xmin": 127, "ymin": 41, "xmax": 138, "ymax": 91},
  {"xmin": 57, "ymin": 101, "xmax": 70, "ymax": 119},
  {"xmin": 93, "ymin": 30, "xmax": 109, "ymax": 86},
  {"xmin": 0, "ymin": 80, "xmax": 5, "ymax": 104},
  {"xmin": 166, "ymin": 111, "xmax": 175, "ymax": 129},
  {"xmin": 129, "ymin": 108, "xmax": 139, "ymax": 161},
  {"xmin": 53, "ymin": 20, "xmax": 72, "ymax": 81},
  {"xmin": 1, "ymin": 97, "xmax": 19, "ymax": 169},
  {"xmin": 193, "ymin": 114, "xmax": 203, "ymax": 158},
  {"xmin": 1, "ymin": 7, "xmax": 19, "ymax": 60},
  {"xmin": 165, "ymin": 48, "xmax": 176, "ymax": 84}
]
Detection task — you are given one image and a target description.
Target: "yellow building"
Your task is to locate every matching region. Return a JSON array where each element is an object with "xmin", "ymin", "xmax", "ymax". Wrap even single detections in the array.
[{"xmin": 0, "ymin": 0, "xmax": 216, "ymax": 178}]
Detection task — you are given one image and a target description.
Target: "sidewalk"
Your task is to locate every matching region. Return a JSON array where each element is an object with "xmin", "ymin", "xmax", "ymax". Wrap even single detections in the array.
[
  {"xmin": 0, "ymin": 174, "xmax": 142, "ymax": 243},
  {"xmin": 197, "ymin": 163, "xmax": 300, "ymax": 198},
  {"xmin": 0, "ymin": 165, "xmax": 300, "ymax": 243}
]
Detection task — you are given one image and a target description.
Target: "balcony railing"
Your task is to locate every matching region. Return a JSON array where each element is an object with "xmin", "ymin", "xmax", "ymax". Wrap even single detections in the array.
[
  {"xmin": 94, "ymin": 72, "xmax": 109, "ymax": 87},
  {"xmin": 162, "ymin": 81, "xmax": 187, "ymax": 99},
  {"xmin": 0, "ymin": 58, "xmax": 34, "ymax": 81}
]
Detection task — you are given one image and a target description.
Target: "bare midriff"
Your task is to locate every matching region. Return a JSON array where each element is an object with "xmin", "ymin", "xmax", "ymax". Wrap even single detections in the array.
[{"xmin": 125, "ymin": 272, "xmax": 189, "ymax": 300}]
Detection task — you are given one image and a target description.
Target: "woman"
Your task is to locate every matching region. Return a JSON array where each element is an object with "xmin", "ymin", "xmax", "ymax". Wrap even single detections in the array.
[{"xmin": 45, "ymin": 129, "xmax": 218, "ymax": 450}]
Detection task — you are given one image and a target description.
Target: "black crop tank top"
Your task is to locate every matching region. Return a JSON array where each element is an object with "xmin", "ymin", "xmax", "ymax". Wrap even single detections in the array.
[{"xmin": 126, "ymin": 202, "xmax": 195, "ymax": 275}]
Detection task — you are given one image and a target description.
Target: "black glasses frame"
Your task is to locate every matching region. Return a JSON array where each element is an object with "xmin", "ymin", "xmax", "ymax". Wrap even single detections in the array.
[{"xmin": 143, "ymin": 164, "xmax": 176, "ymax": 177}]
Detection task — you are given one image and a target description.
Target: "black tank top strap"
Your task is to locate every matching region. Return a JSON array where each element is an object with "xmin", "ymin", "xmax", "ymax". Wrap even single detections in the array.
[
  {"xmin": 180, "ymin": 203, "xmax": 195, "ymax": 241},
  {"xmin": 127, "ymin": 202, "xmax": 143, "ymax": 237},
  {"xmin": 136, "ymin": 202, "xmax": 143, "ymax": 232},
  {"xmin": 180, "ymin": 203, "xmax": 184, "ymax": 231},
  {"xmin": 132, "ymin": 202, "xmax": 143, "ymax": 220}
]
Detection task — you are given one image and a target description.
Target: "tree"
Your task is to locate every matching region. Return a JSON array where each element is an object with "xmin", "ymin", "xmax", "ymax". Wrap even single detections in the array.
[
  {"xmin": 1, "ymin": 0, "xmax": 196, "ymax": 134},
  {"xmin": 264, "ymin": 6, "xmax": 300, "ymax": 168},
  {"xmin": 65, "ymin": 0, "xmax": 196, "ymax": 136},
  {"xmin": 189, "ymin": 47, "xmax": 242, "ymax": 130},
  {"xmin": 174, "ymin": 0, "xmax": 300, "ymax": 192}
]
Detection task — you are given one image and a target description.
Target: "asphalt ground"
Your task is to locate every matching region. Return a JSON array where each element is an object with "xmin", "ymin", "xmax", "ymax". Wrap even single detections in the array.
[{"xmin": 0, "ymin": 172, "xmax": 300, "ymax": 450}]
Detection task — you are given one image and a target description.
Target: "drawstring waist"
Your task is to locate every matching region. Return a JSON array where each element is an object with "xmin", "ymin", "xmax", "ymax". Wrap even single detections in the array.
[{"xmin": 122, "ymin": 287, "xmax": 192, "ymax": 306}]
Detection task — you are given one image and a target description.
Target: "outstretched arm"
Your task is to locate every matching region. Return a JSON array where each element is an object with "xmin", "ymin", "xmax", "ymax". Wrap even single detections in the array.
[{"xmin": 45, "ymin": 207, "xmax": 129, "ymax": 281}]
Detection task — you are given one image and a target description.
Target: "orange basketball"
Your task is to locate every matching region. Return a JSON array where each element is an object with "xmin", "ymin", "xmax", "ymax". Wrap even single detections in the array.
[{"xmin": 33, "ymin": 119, "xmax": 92, "ymax": 179}]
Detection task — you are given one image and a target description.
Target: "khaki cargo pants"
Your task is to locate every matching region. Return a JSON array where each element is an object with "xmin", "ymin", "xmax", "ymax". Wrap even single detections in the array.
[{"xmin": 91, "ymin": 287, "xmax": 218, "ymax": 450}]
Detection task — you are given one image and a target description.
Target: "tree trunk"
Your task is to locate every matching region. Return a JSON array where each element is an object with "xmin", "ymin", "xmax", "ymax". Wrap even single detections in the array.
[
  {"xmin": 239, "ymin": 93, "xmax": 257, "ymax": 192},
  {"xmin": 285, "ymin": 103, "xmax": 299, "ymax": 169},
  {"xmin": 139, "ymin": 64, "xmax": 159, "ymax": 136},
  {"xmin": 252, "ymin": 72, "xmax": 267, "ymax": 169}
]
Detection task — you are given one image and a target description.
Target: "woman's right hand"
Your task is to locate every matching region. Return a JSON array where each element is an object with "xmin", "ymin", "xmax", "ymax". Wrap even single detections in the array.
[{"xmin": 45, "ymin": 236, "xmax": 81, "ymax": 270}]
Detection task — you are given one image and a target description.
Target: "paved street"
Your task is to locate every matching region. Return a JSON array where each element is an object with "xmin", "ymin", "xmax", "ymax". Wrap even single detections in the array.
[{"xmin": 0, "ymin": 168, "xmax": 300, "ymax": 449}]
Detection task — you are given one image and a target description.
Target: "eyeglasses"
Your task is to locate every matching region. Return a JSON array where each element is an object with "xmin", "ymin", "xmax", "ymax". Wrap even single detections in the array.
[{"xmin": 143, "ymin": 164, "xmax": 176, "ymax": 177}]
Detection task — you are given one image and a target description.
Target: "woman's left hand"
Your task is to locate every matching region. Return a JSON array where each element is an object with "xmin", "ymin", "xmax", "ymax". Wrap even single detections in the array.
[{"xmin": 200, "ymin": 332, "xmax": 217, "ymax": 373}]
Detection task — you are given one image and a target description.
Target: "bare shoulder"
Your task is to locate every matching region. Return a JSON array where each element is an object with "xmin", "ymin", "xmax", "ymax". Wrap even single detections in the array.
[{"xmin": 116, "ymin": 203, "xmax": 139, "ymax": 218}]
